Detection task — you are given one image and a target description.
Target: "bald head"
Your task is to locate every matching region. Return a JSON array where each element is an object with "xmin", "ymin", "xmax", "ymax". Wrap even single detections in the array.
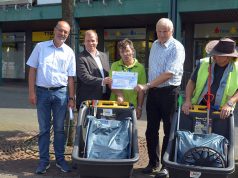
[
  {"xmin": 56, "ymin": 21, "xmax": 71, "ymax": 31},
  {"xmin": 53, "ymin": 20, "xmax": 71, "ymax": 47}
]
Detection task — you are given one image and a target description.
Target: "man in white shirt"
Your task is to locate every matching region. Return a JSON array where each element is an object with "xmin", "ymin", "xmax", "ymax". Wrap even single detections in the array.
[
  {"xmin": 136, "ymin": 18, "xmax": 185, "ymax": 178},
  {"xmin": 27, "ymin": 20, "xmax": 76, "ymax": 174}
]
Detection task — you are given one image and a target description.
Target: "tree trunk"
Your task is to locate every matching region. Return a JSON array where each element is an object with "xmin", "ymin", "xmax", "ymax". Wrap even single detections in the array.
[
  {"xmin": 62, "ymin": 0, "xmax": 75, "ymax": 146},
  {"xmin": 62, "ymin": 0, "xmax": 75, "ymax": 51}
]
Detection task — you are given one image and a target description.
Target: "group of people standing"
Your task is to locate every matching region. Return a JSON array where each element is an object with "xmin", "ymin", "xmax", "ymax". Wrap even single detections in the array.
[
  {"xmin": 27, "ymin": 17, "xmax": 238, "ymax": 178},
  {"xmin": 27, "ymin": 20, "xmax": 147, "ymax": 175}
]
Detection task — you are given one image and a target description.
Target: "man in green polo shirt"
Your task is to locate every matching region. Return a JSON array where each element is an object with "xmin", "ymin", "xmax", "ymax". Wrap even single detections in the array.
[{"xmin": 110, "ymin": 38, "xmax": 146, "ymax": 119}]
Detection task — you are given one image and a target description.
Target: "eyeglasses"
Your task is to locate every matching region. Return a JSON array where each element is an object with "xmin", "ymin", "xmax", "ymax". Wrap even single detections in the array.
[{"xmin": 55, "ymin": 27, "xmax": 70, "ymax": 35}]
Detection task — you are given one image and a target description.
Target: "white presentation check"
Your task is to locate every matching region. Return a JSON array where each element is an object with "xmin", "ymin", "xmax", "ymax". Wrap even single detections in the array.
[{"xmin": 111, "ymin": 71, "xmax": 138, "ymax": 90}]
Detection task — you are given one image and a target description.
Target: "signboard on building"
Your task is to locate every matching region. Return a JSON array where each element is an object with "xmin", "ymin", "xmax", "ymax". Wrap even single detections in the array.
[
  {"xmin": 104, "ymin": 28, "xmax": 146, "ymax": 40},
  {"xmin": 37, "ymin": 0, "xmax": 61, "ymax": 5},
  {"xmin": 194, "ymin": 23, "xmax": 238, "ymax": 38},
  {"xmin": 32, "ymin": 31, "xmax": 54, "ymax": 42},
  {"xmin": 0, "ymin": 0, "xmax": 33, "ymax": 6}
]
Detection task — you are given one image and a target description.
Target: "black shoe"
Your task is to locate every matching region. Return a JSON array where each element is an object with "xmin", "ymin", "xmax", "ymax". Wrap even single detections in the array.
[
  {"xmin": 154, "ymin": 168, "xmax": 168, "ymax": 178},
  {"xmin": 142, "ymin": 164, "xmax": 159, "ymax": 174}
]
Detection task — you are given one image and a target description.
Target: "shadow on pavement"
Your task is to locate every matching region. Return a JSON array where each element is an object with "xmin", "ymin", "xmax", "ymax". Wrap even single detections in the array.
[{"xmin": 0, "ymin": 129, "xmax": 151, "ymax": 178}]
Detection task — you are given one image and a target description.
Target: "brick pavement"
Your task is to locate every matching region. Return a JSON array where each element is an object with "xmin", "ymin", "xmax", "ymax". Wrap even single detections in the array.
[
  {"xmin": 0, "ymin": 82, "xmax": 237, "ymax": 178},
  {"xmin": 0, "ymin": 83, "xmax": 155, "ymax": 178}
]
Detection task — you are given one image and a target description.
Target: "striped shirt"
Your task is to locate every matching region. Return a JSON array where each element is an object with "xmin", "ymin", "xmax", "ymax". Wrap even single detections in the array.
[{"xmin": 148, "ymin": 37, "xmax": 185, "ymax": 88}]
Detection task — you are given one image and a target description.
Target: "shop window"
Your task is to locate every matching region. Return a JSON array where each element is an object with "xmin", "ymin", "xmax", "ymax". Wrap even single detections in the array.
[
  {"xmin": 104, "ymin": 41, "xmax": 116, "ymax": 65},
  {"xmin": 2, "ymin": 32, "xmax": 26, "ymax": 79}
]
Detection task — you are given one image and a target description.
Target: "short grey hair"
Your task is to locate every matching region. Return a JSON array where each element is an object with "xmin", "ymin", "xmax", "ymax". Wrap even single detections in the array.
[{"xmin": 156, "ymin": 18, "xmax": 174, "ymax": 32}]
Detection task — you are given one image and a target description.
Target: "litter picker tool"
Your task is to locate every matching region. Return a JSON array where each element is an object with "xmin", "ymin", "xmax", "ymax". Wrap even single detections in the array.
[{"xmin": 206, "ymin": 57, "xmax": 213, "ymax": 133}]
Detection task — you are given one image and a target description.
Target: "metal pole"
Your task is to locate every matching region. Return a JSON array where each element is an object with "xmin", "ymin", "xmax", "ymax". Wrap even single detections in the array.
[
  {"xmin": 207, "ymin": 57, "xmax": 212, "ymax": 133},
  {"xmin": 169, "ymin": 0, "xmax": 177, "ymax": 38},
  {"xmin": 174, "ymin": 95, "xmax": 183, "ymax": 162},
  {"xmin": 0, "ymin": 27, "xmax": 2, "ymax": 85}
]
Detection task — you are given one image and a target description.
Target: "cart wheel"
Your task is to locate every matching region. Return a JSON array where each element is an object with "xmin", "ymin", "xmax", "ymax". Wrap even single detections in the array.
[{"xmin": 183, "ymin": 146, "xmax": 225, "ymax": 168}]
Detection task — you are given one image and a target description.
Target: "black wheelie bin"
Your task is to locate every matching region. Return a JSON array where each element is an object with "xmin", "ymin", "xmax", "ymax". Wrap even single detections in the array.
[
  {"xmin": 72, "ymin": 100, "xmax": 139, "ymax": 178},
  {"xmin": 163, "ymin": 105, "xmax": 235, "ymax": 178}
]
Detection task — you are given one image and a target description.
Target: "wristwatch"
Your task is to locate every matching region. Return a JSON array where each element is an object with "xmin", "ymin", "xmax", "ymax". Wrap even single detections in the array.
[
  {"xmin": 226, "ymin": 100, "xmax": 234, "ymax": 107},
  {"xmin": 69, "ymin": 97, "xmax": 75, "ymax": 101}
]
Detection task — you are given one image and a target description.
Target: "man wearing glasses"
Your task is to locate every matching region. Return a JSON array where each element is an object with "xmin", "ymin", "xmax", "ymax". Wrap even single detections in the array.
[{"xmin": 27, "ymin": 21, "xmax": 76, "ymax": 174}]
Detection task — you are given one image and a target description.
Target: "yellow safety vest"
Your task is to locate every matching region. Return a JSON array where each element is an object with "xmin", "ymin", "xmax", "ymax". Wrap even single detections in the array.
[{"xmin": 191, "ymin": 57, "xmax": 238, "ymax": 107}]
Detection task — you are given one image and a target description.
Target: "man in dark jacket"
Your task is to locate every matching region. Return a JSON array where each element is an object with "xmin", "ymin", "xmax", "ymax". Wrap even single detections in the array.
[{"xmin": 76, "ymin": 30, "xmax": 112, "ymax": 109}]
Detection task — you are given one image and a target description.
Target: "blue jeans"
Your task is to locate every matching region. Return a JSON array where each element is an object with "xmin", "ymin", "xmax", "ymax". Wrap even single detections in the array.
[{"xmin": 36, "ymin": 87, "xmax": 68, "ymax": 164}]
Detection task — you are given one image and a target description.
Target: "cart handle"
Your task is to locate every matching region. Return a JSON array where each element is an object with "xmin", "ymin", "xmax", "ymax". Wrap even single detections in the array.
[
  {"xmin": 190, "ymin": 105, "xmax": 220, "ymax": 115},
  {"xmin": 87, "ymin": 100, "xmax": 130, "ymax": 108}
]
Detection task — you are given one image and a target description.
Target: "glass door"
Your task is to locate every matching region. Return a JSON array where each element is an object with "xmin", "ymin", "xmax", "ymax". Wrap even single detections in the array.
[{"xmin": 2, "ymin": 32, "xmax": 26, "ymax": 79}]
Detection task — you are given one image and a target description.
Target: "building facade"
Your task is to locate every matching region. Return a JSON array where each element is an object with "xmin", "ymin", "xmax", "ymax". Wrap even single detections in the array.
[{"xmin": 0, "ymin": 0, "xmax": 238, "ymax": 89}]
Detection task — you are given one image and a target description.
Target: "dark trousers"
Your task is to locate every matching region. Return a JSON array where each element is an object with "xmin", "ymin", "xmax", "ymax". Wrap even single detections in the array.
[{"xmin": 145, "ymin": 86, "xmax": 179, "ymax": 167}]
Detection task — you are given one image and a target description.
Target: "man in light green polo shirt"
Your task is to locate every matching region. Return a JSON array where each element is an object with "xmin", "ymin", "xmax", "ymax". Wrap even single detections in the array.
[{"xmin": 109, "ymin": 38, "xmax": 146, "ymax": 119}]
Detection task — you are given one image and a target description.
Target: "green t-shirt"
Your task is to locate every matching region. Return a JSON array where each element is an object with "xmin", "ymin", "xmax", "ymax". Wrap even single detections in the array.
[{"xmin": 109, "ymin": 58, "xmax": 146, "ymax": 107}]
